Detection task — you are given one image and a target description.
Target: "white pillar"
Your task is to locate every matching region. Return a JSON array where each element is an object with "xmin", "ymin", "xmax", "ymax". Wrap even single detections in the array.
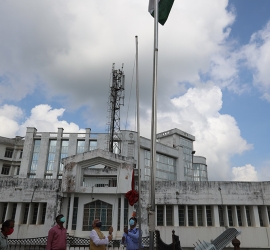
[
  {"xmin": 262, "ymin": 206, "xmax": 269, "ymax": 227},
  {"xmin": 233, "ymin": 206, "xmax": 238, "ymax": 227},
  {"xmin": 194, "ymin": 205, "xmax": 198, "ymax": 227},
  {"xmin": 120, "ymin": 195, "xmax": 125, "ymax": 231},
  {"xmin": 213, "ymin": 205, "xmax": 220, "ymax": 227},
  {"xmin": 251, "ymin": 206, "xmax": 260, "ymax": 227},
  {"xmin": 68, "ymin": 193, "xmax": 75, "ymax": 231},
  {"xmin": 241, "ymin": 206, "xmax": 247, "ymax": 227},
  {"xmin": 14, "ymin": 203, "xmax": 23, "ymax": 224},
  {"xmin": 203, "ymin": 205, "xmax": 207, "ymax": 227},
  {"xmin": 223, "ymin": 206, "xmax": 229, "ymax": 227},
  {"xmin": 174, "ymin": 205, "xmax": 179, "ymax": 227},
  {"xmin": 184, "ymin": 206, "xmax": 188, "ymax": 227}
]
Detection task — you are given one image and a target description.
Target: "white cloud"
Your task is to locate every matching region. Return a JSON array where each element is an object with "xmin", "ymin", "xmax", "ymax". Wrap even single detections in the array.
[
  {"xmin": 137, "ymin": 86, "xmax": 252, "ymax": 180},
  {"xmin": 232, "ymin": 164, "xmax": 258, "ymax": 181}
]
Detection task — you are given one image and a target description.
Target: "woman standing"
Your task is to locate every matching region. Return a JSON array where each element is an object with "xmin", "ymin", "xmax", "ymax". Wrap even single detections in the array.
[{"xmin": 0, "ymin": 219, "xmax": 15, "ymax": 250}]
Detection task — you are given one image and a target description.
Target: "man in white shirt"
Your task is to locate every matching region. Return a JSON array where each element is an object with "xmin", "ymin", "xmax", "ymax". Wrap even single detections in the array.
[{"xmin": 89, "ymin": 219, "xmax": 113, "ymax": 250}]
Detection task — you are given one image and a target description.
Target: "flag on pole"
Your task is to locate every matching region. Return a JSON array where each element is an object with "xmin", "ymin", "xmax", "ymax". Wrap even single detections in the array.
[{"xmin": 148, "ymin": 0, "xmax": 174, "ymax": 25}]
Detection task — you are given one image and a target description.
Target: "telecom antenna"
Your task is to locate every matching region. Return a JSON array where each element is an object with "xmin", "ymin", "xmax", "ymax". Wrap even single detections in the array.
[{"xmin": 106, "ymin": 63, "xmax": 125, "ymax": 154}]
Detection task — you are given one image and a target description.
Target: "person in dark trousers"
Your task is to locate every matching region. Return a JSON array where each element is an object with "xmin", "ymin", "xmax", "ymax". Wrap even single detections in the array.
[
  {"xmin": 46, "ymin": 214, "xmax": 67, "ymax": 250},
  {"xmin": 122, "ymin": 217, "xmax": 142, "ymax": 250},
  {"xmin": 0, "ymin": 219, "xmax": 14, "ymax": 250}
]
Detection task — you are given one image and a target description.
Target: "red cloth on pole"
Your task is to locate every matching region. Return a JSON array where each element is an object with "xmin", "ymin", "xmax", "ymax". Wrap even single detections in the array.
[{"xmin": 125, "ymin": 169, "xmax": 139, "ymax": 206}]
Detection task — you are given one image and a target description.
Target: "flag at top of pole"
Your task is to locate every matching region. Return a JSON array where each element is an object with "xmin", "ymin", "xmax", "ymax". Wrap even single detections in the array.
[{"xmin": 148, "ymin": 0, "xmax": 174, "ymax": 25}]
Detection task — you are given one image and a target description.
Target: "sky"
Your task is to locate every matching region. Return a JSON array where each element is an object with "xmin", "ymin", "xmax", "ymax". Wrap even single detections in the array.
[{"xmin": 0, "ymin": 0, "xmax": 270, "ymax": 182}]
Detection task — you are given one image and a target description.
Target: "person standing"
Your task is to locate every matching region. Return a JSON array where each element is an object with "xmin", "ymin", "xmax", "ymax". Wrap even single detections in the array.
[
  {"xmin": 122, "ymin": 217, "xmax": 142, "ymax": 250},
  {"xmin": 0, "ymin": 219, "xmax": 14, "ymax": 250},
  {"xmin": 89, "ymin": 219, "xmax": 113, "ymax": 250},
  {"xmin": 46, "ymin": 214, "xmax": 67, "ymax": 250}
]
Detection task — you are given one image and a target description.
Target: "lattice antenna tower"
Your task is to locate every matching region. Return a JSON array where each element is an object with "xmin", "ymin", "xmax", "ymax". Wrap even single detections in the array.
[{"xmin": 106, "ymin": 63, "xmax": 125, "ymax": 154}]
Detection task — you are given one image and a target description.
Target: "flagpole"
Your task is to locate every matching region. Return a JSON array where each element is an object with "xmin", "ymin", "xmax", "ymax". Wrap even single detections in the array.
[
  {"xmin": 135, "ymin": 35, "xmax": 142, "ymax": 250},
  {"xmin": 149, "ymin": 0, "xmax": 158, "ymax": 249}
]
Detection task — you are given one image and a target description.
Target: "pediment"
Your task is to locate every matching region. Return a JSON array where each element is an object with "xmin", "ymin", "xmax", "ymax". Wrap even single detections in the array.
[{"xmin": 63, "ymin": 149, "xmax": 136, "ymax": 169}]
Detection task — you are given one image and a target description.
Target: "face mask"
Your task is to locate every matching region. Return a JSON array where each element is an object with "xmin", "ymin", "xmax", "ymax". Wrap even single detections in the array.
[
  {"xmin": 6, "ymin": 228, "xmax": 14, "ymax": 235},
  {"xmin": 129, "ymin": 219, "xmax": 135, "ymax": 226},
  {"xmin": 96, "ymin": 222, "xmax": 102, "ymax": 228},
  {"xmin": 59, "ymin": 217, "xmax": 66, "ymax": 223}
]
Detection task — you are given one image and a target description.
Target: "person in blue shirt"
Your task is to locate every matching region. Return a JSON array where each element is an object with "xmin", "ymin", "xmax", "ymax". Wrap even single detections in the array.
[{"xmin": 122, "ymin": 217, "xmax": 142, "ymax": 250}]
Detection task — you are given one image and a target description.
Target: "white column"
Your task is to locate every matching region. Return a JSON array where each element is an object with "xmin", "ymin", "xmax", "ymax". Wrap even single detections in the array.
[
  {"xmin": 120, "ymin": 195, "xmax": 125, "ymax": 231},
  {"xmin": 174, "ymin": 205, "xmax": 179, "ymax": 227},
  {"xmin": 27, "ymin": 203, "xmax": 34, "ymax": 224},
  {"xmin": 233, "ymin": 206, "xmax": 238, "ymax": 227},
  {"xmin": 36, "ymin": 133, "xmax": 50, "ymax": 178},
  {"xmin": 194, "ymin": 205, "xmax": 198, "ymax": 227},
  {"xmin": 185, "ymin": 206, "xmax": 188, "ymax": 227},
  {"xmin": 68, "ymin": 193, "xmax": 75, "ymax": 231},
  {"xmin": 5, "ymin": 203, "xmax": 12, "ymax": 221},
  {"xmin": 241, "ymin": 206, "xmax": 248, "ymax": 227},
  {"xmin": 213, "ymin": 205, "xmax": 220, "ymax": 227},
  {"xmin": 223, "ymin": 206, "xmax": 229, "ymax": 227},
  {"xmin": 262, "ymin": 206, "xmax": 269, "ymax": 227},
  {"xmin": 14, "ymin": 203, "xmax": 23, "ymax": 224},
  {"xmin": 251, "ymin": 206, "xmax": 260, "ymax": 227},
  {"xmin": 36, "ymin": 203, "xmax": 43, "ymax": 225},
  {"xmin": 163, "ymin": 205, "xmax": 166, "ymax": 226}
]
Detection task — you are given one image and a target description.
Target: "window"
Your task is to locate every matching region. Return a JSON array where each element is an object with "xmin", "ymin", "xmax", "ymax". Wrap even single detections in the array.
[
  {"xmin": 59, "ymin": 140, "xmax": 69, "ymax": 174},
  {"xmin": 11, "ymin": 203, "xmax": 17, "ymax": 220},
  {"xmin": 218, "ymin": 206, "xmax": 224, "ymax": 226},
  {"xmin": 20, "ymin": 150, "xmax": 23, "ymax": 159},
  {"xmin": 16, "ymin": 166, "xmax": 20, "ymax": 176},
  {"xmin": 77, "ymin": 141, "xmax": 85, "ymax": 154},
  {"xmin": 166, "ymin": 205, "xmax": 173, "ymax": 226},
  {"xmin": 197, "ymin": 206, "xmax": 203, "ymax": 226},
  {"xmin": 188, "ymin": 206, "xmax": 194, "ymax": 226},
  {"xmin": 178, "ymin": 206, "xmax": 185, "ymax": 226},
  {"xmin": 267, "ymin": 206, "xmax": 270, "ymax": 225},
  {"xmin": 236, "ymin": 206, "xmax": 242, "ymax": 226},
  {"xmin": 72, "ymin": 198, "xmax": 79, "ymax": 230},
  {"xmin": 258, "ymin": 206, "xmax": 264, "ymax": 227},
  {"xmin": 4, "ymin": 148, "xmax": 13, "ymax": 158},
  {"xmin": 83, "ymin": 200, "xmax": 112, "ymax": 231},
  {"xmin": 41, "ymin": 203, "xmax": 47, "ymax": 224},
  {"xmin": 23, "ymin": 203, "xmax": 30, "ymax": 224},
  {"xmin": 31, "ymin": 203, "xmax": 39, "ymax": 224},
  {"xmin": 29, "ymin": 140, "xmax": 41, "ymax": 177},
  {"xmin": 246, "ymin": 206, "xmax": 251, "ymax": 226},
  {"xmin": 227, "ymin": 206, "xmax": 233, "ymax": 226},
  {"xmin": 144, "ymin": 150, "xmax": 176, "ymax": 181},
  {"xmin": 46, "ymin": 140, "xmax": 57, "ymax": 176},
  {"xmin": 124, "ymin": 198, "xmax": 128, "ymax": 229},
  {"xmin": 157, "ymin": 205, "xmax": 164, "ymax": 226},
  {"xmin": 1, "ymin": 203, "xmax": 7, "ymax": 223},
  {"xmin": 89, "ymin": 141, "xmax": 97, "ymax": 151},
  {"xmin": 117, "ymin": 198, "xmax": 121, "ymax": 231},
  {"xmin": 206, "ymin": 206, "xmax": 212, "ymax": 226},
  {"xmin": 1, "ymin": 165, "xmax": 10, "ymax": 175}
]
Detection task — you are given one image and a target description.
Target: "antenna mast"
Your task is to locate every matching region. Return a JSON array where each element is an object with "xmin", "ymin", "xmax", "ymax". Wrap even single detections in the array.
[{"xmin": 106, "ymin": 63, "xmax": 125, "ymax": 154}]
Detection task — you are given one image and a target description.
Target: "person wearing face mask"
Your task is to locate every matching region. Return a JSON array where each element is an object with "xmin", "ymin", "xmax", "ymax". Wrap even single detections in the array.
[
  {"xmin": 89, "ymin": 219, "xmax": 113, "ymax": 250},
  {"xmin": 46, "ymin": 214, "xmax": 67, "ymax": 250},
  {"xmin": 122, "ymin": 217, "xmax": 142, "ymax": 250},
  {"xmin": 0, "ymin": 219, "xmax": 14, "ymax": 250}
]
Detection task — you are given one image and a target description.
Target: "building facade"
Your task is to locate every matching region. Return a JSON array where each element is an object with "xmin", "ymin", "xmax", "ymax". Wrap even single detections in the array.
[{"xmin": 0, "ymin": 127, "xmax": 269, "ymax": 249}]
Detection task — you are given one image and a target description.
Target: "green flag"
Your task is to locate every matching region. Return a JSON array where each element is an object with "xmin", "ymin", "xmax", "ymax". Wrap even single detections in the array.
[{"xmin": 148, "ymin": 0, "xmax": 174, "ymax": 25}]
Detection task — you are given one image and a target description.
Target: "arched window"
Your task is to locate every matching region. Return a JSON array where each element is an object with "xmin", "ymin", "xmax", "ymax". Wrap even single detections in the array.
[{"xmin": 83, "ymin": 200, "xmax": 112, "ymax": 231}]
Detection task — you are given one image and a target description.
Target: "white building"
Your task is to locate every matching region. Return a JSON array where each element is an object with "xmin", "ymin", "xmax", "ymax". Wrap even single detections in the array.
[{"xmin": 0, "ymin": 127, "xmax": 269, "ymax": 249}]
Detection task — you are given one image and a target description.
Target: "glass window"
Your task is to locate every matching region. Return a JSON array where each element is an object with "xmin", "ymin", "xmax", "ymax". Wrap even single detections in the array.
[
  {"xmin": 89, "ymin": 141, "xmax": 97, "ymax": 151},
  {"xmin": 218, "ymin": 206, "xmax": 224, "ymax": 226},
  {"xmin": 178, "ymin": 206, "xmax": 185, "ymax": 226},
  {"xmin": 236, "ymin": 206, "xmax": 242, "ymax": 226},
  {"xmin": 72, "ymin": 198, "xmax": 79, "ymax": 230},
  {"xmin": 11, "ymin": 203, "xmax": 17, "ymax": 220},
  {"xmin": 188, "ymin": 206, "xmax": 194, "ymax": 226},
  {"xmin": 46, "ymin": 140, "xmax": 57, "ymax": 175},
  {"xmin": 246, "ymin": 206, "xmax": 251, "ymax": 226},
  {"xmin": 83, "ymin": 200, "xmax": 112, "ymax": 231},
  {"xmin": 77, "ymin": 141, "xmax": 85, "ymax": 154},
  {"xmin": 41, "ymin": 203, "xmax": 47, "ymax": 224},
  {"xmin": 227, "ymin": 206, "xmax": 233, "ymax": 226},
  {"xmin": 197, "ymin": 206, "xmax": 203, "ymax": 226},
  {"xmin": 59, "ymin": 140, "xmax": 69, "ymax": 174},
  {"xmin": 166, "ymin": 205, "xmax": 173, "ymax": 226},
  {"xmin": 31, "ymin": 203, "xmax": 39, "ymax": 224},
  {"xmin": 4, "ymin": 148, "xmax": 14, "ymax": 158},
  {"xmin": 30, "ymin": 140, "xmax": 41, "ymax": 177},
  {"xmin": 157, "ymin": 205, "xmax": 164, "ymax": 226},
  {"xmin": 1, "ymin": 165, "xmax": 10, "ymax": 175},
  {"xmin": 258, "ymin": 206, "xmax": 264, "ymax": 227},
  {"xmin": 206, "ymin": 206, "xmax": 212, "ymax": 226},
  {"xmin": 22, "ymin": 203, "xmax": 30, "ymax": 224}
]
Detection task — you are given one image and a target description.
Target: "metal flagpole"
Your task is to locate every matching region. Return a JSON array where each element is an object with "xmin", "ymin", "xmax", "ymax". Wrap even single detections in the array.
[
  {"xmin": 135, "ymin": 35, "xmax": 142, "ymax": 250},
  {"xmin": 149, "ymin": 0, "xmax": 159, "ymax": 249}
]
